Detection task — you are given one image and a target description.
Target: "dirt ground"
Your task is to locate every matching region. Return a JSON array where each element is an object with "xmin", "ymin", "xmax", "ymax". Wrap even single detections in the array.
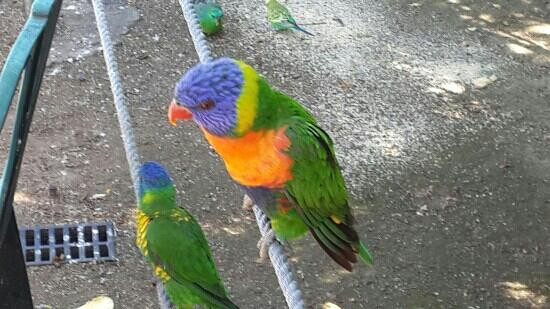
[{"xmin": 1, "ymin": 0, "xmax": 549, "ymax": 308}]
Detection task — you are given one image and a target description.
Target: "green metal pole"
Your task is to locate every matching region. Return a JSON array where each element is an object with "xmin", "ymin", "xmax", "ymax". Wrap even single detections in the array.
[{"xmin": 0, "ymin": 1, "xmax": 62, "ymax": 307}]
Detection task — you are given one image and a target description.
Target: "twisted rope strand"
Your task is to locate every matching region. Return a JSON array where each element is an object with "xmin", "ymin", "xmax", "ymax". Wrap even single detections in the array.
[{"xmin": 91, "ymin": 1, "xmax": 173, "ymax": 308}]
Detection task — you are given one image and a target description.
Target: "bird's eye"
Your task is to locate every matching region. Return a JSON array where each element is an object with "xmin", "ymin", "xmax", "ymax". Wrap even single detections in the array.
[{"xmin": 199, "ymin": 100, "xmax": 215, "ymax": 110}]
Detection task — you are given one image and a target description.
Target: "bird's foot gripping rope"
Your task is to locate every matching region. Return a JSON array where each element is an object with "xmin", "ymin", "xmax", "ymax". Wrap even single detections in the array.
[
  {"xmin": 253, "ymin": 206, "xmax": 304, "ymax": 308},
  {"xmin": 92, "ymin": 0, "xmax": 305, "ymax": 307},
  {"xmin": 242, "ymin": 194, "xmax": 254, "ymax": 211},
  {"xmin": 256, "ymin": 229, "xmax": 276, "ymax": 262}
]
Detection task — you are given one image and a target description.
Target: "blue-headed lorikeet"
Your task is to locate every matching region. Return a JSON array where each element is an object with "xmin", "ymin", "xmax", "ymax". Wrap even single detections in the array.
[
  {"xmin": 168, "ymin": 58, "xmax": 373, "ymax": 271},
  {"xmin": 136, "ymin": 161, "xmax": 239, "ymax": 308}
]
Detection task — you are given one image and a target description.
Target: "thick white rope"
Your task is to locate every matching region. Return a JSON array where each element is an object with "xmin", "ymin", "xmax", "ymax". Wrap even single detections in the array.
[
  {"xmin": 90, "ymin": 1, "xmax": 173, "ymax": 308},
  {"xmin": 252, "ymin": 206, "xmax": 305, "ymax": 309},
  {"xmin": 92, "ymin": 0, "xmax": 304, "ymax": 307},
  {"xmin": 178, "ymin": 0, "xmax": 213, "ymax": 64},
  {"xmin": 90, "ymin": 0, "xmax": 140, "ymax": 201}
]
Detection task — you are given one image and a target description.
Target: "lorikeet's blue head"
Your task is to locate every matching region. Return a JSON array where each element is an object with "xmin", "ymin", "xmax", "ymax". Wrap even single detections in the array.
[
  {"xmin": 139, "ymin": 161, "xmax": 173, "ymax": 193},
  {"xmin": 169, "ymin": 58, "xmax": 259, "ymax": 137},
  {"xmin": 138, "ymin": 162, "xmax": 176, "ymax": 213}
]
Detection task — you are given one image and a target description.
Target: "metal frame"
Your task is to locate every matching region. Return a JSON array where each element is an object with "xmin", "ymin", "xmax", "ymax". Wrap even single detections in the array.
[{"xmin": 0, "ymin": 0, "xmax": 62, "ymax": 307}]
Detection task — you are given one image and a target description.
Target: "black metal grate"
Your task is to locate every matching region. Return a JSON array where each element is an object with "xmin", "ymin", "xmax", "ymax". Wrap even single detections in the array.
[{"xmin": 19, "ymin": 221, "xmax": 116, "ymax": 266}]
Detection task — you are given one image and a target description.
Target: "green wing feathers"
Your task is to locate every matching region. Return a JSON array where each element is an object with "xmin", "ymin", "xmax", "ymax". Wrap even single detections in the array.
[
  {"xmin": 284, "ymin": 118, "xmax": 373, "ymax": 271},
  {"xmin": 146, "ymin": 213, "xmax": 238, "ymax": 308},
  {"xmin": 164, "ymin": 279, "xmax": 238, "ymax": 309},
  {"xmin": 285, "ymin": 119, "xmax": 348, "ymax": 217}
]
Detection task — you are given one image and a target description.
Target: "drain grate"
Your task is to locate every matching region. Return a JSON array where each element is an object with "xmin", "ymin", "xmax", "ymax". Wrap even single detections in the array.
[{"xmin": 19, "ymin": 221, "xmax": 116, "ymax": 266}]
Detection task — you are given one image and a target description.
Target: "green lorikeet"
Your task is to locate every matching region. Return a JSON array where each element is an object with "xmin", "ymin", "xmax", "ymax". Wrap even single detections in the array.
[
  {"xmin": 136, "ymin": 161, "xmax": 239, "ymax": 308},
  {"xmin": 168, "ymin": 58, "xmax": 373, "ymax": 271},
  {"xmin": 266, "ymin": 0, "xmax": 313, "ymax": 36},
  {"xmin": 194, "ymin": 0, "xmax": 223, "ymax": 35}
]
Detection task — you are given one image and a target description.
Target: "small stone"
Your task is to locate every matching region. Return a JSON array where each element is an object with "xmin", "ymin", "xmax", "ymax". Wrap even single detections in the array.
[
  {"xmin": 333, "ymin": 17, "xmax": 344, "ymax": 26},
  {"xmin": 52, "ymin": 253, "xmax": 64, "ymax": 268},
  {"xmin": 472, "ymin": 75, "xmax": 497, "ymax": 89},
  {"xmin": 90, "ymin": 193, "xmax": 107, "ymax": 200},
  {"xmin": 48, "ymin": 185, "xmax": 59, "ymax": 199},
  {"xmin": 441, "ymin": 82, "xmax": 465, "ymax": 94}
]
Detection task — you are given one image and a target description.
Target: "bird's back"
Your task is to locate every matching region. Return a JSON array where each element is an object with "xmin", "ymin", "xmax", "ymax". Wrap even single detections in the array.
[
  {"xmin": 140, "ymin": 209, "xmax": 237, "ymax": 308},
  {"xmin": 266, "ymin": 0, "xmax": 291, "ymax": 23}
]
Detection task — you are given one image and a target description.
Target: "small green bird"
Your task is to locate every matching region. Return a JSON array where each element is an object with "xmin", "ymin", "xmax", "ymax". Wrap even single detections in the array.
[
  {"xmin": 266, "ymin": 0, "xmax": 313, "ymax": 36},
  {"xmin": 136, "ymin": 161, "xmax": 238, "ymax": 309},
  {"xmin": 194, "ymin": 0, "xmax": 224, "ymax": 35}
]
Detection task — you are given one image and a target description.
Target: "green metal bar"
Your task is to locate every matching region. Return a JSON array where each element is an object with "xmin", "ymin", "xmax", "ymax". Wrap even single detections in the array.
[
  {"xmin": 0, "ymin": 0, "xmax": 62, "ymax": 307},
  {"xmin": 0, "ymin": 0, "xmax": 61, "ymax": 245},
  {"xmin": 0, "ymin": 0, "xmax": 53, "ymax": 129}
]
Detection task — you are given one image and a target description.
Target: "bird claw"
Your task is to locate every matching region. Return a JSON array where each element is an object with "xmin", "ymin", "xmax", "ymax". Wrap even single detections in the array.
[
  {"xmin": 256, "ymin": 229, "xmax": 276, "ymax": 262},
  {"xmin": 242, "ymin": 194, "xmax": 254, "ymax": 211}
]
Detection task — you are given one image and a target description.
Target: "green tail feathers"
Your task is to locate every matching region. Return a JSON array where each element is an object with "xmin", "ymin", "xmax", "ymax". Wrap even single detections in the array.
[
  {"xmin": 358, "ymin": 241, "xmax": 374, "ymax": 266},
  {"xmin": 196, "ymin": 285, "xmax": 239, "ymax": 309},
  {"xmin": 167, "ymin": 281, "xmax": 239, "ymax": 309}
]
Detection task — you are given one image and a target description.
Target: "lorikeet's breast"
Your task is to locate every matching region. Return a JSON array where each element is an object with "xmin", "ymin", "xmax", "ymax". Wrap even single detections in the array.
[{"xmin": 202, "ymin": 127, "xmax": 294, "ymax": 188}]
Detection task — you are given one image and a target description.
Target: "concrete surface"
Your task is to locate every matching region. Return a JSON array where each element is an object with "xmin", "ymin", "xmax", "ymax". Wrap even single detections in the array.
[{"xmin": 0, "ymin": 0, "xmax": 549, "ymax": 308}]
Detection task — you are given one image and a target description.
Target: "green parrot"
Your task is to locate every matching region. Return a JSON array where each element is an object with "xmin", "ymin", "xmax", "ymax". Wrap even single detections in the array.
[
  {"xmin": 168, "ymin": 58, "xmax": 373, "ymax": 271},
  {"xmin": 136, "ymin": 161, "xmax": 239, "ymax": 309},
  {"xmin": 266, "ymin": 0, "xmax": 313, "ymax": 36},
  {"xmin": 194, "ymin": 0, "xmax": 224, "ymax": 35}
]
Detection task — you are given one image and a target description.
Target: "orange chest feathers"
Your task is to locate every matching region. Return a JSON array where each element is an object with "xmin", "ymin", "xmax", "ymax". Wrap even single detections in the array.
[{"xmin": 201, "ymin": 127, "xmax": 294, "ymax": 188}]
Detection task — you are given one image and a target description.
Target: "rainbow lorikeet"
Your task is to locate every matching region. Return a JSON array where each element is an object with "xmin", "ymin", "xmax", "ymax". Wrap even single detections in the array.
[
  {"xmin": 194, "ymin": 0, "xmax": 223, "ymax": 35},
  {"xmin": 168, "ymin": 58, "xmax": 373, "ymax": 271},
  {"xmin": 136, "ymin": 161, "xmax": 239, "ymax": 308},
  {"xmin": 266, "ymin": 0, "xmax": 313, "ymax": 36}
]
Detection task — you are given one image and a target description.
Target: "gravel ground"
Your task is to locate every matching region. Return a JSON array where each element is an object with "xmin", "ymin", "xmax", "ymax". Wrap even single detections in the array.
[{"xmin": 1, "ymin": 0, "xmax": 549, "ymax": 308}]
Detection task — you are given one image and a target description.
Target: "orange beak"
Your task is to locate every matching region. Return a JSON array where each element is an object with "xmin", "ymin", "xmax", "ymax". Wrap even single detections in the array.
[{"xmin": 168, "ymin": 99, "xmax": 193, "ymax": 126}]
